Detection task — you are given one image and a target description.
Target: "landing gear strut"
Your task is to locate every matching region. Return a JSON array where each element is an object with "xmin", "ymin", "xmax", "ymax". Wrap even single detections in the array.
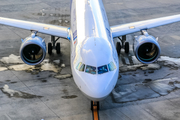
[
  {"xmin": 91, "ymin": 101, "xmax": 99, "ymax": 120},
  {"xmin": 117, "ymin": 35, "xmax": 129, "ymax": 54},
  {"xmin": 48, "ymin": 36, "xmax": 61, "ymax": 55}
]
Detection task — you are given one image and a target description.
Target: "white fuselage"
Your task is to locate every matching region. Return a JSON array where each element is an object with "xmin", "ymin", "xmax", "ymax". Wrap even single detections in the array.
[{"xmin": 70, "ymin": 0, "xmax": 119, "ymax": 101}]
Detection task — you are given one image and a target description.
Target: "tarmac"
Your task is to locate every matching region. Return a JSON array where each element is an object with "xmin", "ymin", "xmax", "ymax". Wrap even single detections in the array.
[{"xmin": 1, "ymin": 0, "xmax": 180, "ymax": 120}]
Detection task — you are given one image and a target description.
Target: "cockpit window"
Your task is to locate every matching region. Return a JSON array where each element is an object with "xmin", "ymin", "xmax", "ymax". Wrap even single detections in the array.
[
  {"xmin": 79, "ymin": 64, "xmax": 85, "ymax": 71},
  {"xmin": 85, "ymin": 65, "xmax": 96, "ymax": 74},
  {"xmin": 76, "ymin": 62, "xmax": 82, "ymax": 70},
  {"xmin": 98, "ymin": 65, "xmax": 108, "ymax": 74},
  {"xmin": 76, "ymin": 62, "xmax": 85, "ymax": 72},
  {"xmin": 77, "ymin": 62, "xmax": 115, "ymax": 74},
  {"xmin": 108, "ymin": 62, "xmax": 116, "ymax": 71}
]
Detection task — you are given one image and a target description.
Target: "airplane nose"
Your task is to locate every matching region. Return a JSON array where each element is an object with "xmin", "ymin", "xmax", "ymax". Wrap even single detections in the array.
[
  {"xmin": 88, "ymin": 86, "xmax": 110, "ymax": 101},
  {"xmin": 81, "ymin": 72, "xmax": 118, "ymax": 101}
]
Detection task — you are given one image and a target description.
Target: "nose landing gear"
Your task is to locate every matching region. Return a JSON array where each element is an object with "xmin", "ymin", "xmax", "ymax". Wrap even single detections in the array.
[
  {"xmin": 48, "ymin": 36, "xmax": 61, "ymax": 55},
  {"xmin": 91, "ymin": 101, "xmax": 99, "ymax": 120}
]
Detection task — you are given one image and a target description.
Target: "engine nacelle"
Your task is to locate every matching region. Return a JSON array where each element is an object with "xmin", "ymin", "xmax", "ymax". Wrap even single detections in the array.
[
  {"xmin": 133, "ymin": 31, "xmax": 161, "ymax": 64},
  {"xmin": 20, "ymin": 33, "xmax": 46, "ymax": 65}
]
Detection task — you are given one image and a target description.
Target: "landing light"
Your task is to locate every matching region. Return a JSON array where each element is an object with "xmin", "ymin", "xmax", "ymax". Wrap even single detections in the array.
[
  {"xmin": 43, "ymin": 27, "xmax": 49, "ymax": 30},
  {"xmin": 129, "ymin": 26, "xmax": 135, "ymax": 29}
]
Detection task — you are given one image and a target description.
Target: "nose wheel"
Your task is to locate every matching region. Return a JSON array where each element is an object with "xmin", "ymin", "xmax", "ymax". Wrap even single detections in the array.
[
  {"xmin": 48, "ymin": 36, "xmax": 61, "ymax": 55},
  {"xmin": 91, "ymin": 101, "xmax": 99, "ymax": 120}
]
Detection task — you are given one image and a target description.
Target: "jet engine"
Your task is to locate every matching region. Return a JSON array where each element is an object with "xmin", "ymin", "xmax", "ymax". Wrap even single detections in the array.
[
  {"xmin": 20, "ymin": 33, "xmax": 46, "ymax": 65},
  {"xmin": 133, "ymin": 30, "xmax": 161, "ymax": 64}
]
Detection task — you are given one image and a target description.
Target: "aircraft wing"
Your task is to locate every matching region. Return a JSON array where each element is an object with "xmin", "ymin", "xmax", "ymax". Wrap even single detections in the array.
[
  {"xmin": 111, "ymin": 14, "xmax": 180, "ymax": 38},
  {"xmin": 0, "ymin": 17, "xmax": 69, "ymax": 39}
]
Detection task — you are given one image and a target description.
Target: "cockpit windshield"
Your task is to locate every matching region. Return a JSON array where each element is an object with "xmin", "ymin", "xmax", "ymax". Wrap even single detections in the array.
[
  {"xmin": 85, "ymin": 65, "xmax": 96, "ymax": 75},
  {"xmin": 108, "ymin": 62, "xmax": 116, "ymax": 71},
  {"xmin": 98, "ymin": 65, "xmax": 108, "ymax": 74},
  {"xmin": 76, "ymin": 61, "xmax": 116, "ymax": 74}
]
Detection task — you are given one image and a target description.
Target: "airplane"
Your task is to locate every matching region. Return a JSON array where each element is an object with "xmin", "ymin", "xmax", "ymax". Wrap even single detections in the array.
[{"xmin": 0, "ymin": 0, "xmax": 180, "ymax": 109}]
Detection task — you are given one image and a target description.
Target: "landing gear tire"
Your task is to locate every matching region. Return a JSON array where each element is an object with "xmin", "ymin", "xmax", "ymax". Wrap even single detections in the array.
[
  {"xmin": 48, "ymin": 43, "xmax": 52, "ymax": 55},
  {"xmin": 91, "ymin": 101, "xmax": 100, "ymax": 110},
  {"xmin": 125, "ymin": 42, "xmax": 129, "ymax": 53},
  {"xmin": 56, "ymin": 42, "xmax": 60, "ymax": 54},
  {"xmin": 91, "ymin": 101, "xmax": 93, "ymax": 110},
  {"xmin": 97, "ymin": 101, "xmax": 99, "ymax": 110},
  {"xmin": 116, "ymin": 42, "xmax": 121, "ymax": 55}
]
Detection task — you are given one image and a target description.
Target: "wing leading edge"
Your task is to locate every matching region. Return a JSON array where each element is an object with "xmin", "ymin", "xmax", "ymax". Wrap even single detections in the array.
[
  {"xmin": 111, "ymin": 14, "xmax": 180, "ymax": 38},
  {"xmin": 0, "ymin": 17, "xmax": 69, "ymax": 38}
]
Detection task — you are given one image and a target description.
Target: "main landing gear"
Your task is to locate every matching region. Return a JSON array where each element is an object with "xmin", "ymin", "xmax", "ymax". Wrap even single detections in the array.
[
  {"xmin": 48, "ymin": 36, "xmax": 61, "ymax": 55},
  {"xmin": 116, "ymin": 35, "xmax": 129, "ymax": 55},
  {"xmin": 91, "ymin": 101, "xmax": 100, "ymax": 120}
]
